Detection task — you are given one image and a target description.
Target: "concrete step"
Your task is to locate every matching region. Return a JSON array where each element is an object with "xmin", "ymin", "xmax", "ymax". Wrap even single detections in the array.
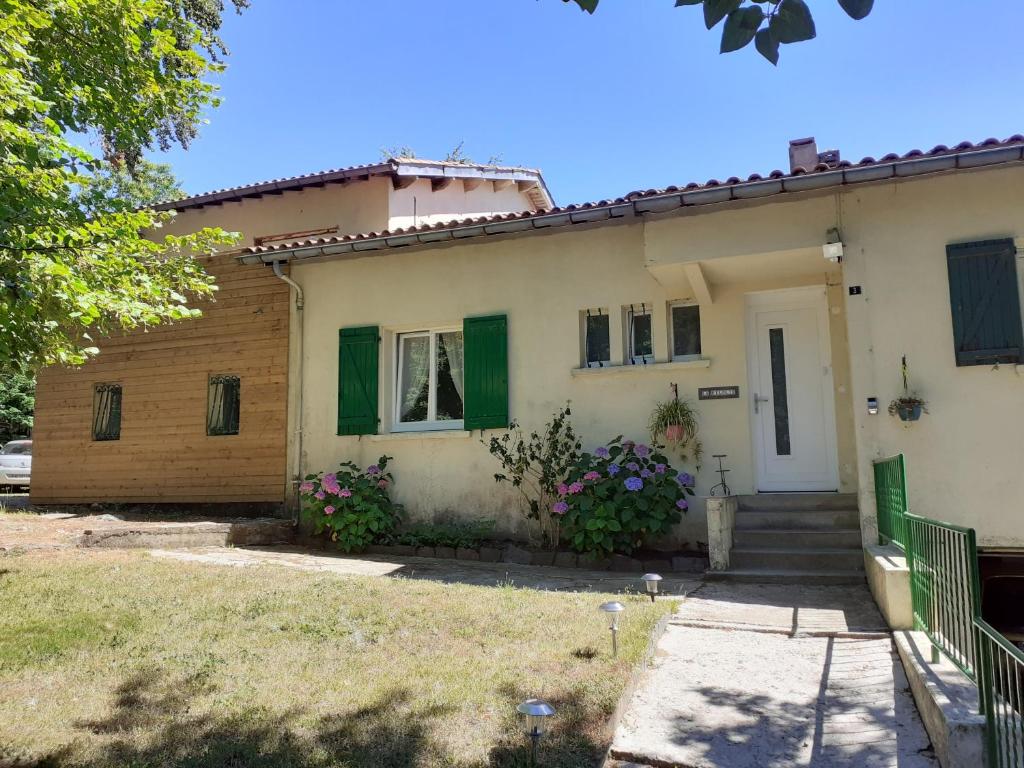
[
  {"xmin": 730, "ymin": 547, "xmax": 866, "ymax": 572},
  {"xmin": 738, "ymin": 493, "xmax": 858, "ymax": 511},
  {"xmin": 705, "ymin": 569, "xmax": 867, "ymax": 585},
  {"xmin": 733, "ymin": 528, "xmax": 864, "ymax": 549},
  {"xmin": 735, "ymin": 508, "xmax": 860, "ymax": 530},
  {"xmin": 78, "ymin": 518, "xmax": 294, "ymax": 549}
]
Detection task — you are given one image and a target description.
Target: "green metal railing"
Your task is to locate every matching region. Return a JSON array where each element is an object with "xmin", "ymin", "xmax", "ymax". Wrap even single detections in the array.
[
  {"xmin": 977, "ymin": 618, "xmax": 1024, "ymax": 767},
  {"xmin": 905, "ymin": 512, "xmax": 982, "ymax": 680},
  {"xmin": 873, "ymin": 454, "xmax": 908, "ymax": 549}
]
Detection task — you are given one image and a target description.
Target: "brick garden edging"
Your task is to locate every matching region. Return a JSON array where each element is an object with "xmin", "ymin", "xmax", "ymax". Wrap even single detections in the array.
[{"xmin": 360, "ymin": 542, "xmax": 708, "ymax": 574}]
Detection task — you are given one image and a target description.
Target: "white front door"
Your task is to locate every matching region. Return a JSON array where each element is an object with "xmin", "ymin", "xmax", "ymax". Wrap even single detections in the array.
[{"xmin": 746, "ymin": 287, "xmax": 839, "ymax": 492}]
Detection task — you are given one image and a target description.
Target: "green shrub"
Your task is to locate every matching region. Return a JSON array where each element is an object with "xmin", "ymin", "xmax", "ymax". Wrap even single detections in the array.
[
  {"xmin": 558, "ymin": 438, "xmax": 695, "ymax": 556},
  {"xmin": 300, "ymin": 456, "xmax": 402, "ymax": 552},
  {"xmin": 390, "ymin": 520, "xmax": 496, "ymax": 550}
]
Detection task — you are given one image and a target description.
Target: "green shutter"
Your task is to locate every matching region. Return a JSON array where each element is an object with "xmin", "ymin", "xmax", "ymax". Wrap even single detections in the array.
[
  {"xmin": 463, "ymin": 314, "xmax": 509, "ymax": 431},
  {"xmin": 338, "ymin": 326, "xmax": 379, "ymax": 435},
  {"xmin": 946, "ymin": 239, "xmax": 1023, "ymax": 367}
]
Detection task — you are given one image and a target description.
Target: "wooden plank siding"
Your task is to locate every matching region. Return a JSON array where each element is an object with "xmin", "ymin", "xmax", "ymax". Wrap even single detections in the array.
[{"xmin": 30, "ymin": 253, "xmax": 290, "ymax": 506}]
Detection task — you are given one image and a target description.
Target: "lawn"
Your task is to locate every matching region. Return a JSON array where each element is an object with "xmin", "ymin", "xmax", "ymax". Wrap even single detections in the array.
[{"xmin": 0, "ymin": 548, "xmax": 671, "ymax": 768}]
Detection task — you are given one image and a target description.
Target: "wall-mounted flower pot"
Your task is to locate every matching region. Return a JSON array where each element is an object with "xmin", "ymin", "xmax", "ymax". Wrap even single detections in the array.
[{"xmin": 897, "ymin": 404, "xmax": 922, "ymax": 422}]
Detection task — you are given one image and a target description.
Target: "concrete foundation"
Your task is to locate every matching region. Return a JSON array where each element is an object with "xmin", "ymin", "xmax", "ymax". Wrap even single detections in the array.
[
  {"xmin": 865, "ymin": 543, "xmax": 913, "ymax": 630},
  {"xmin": 894, "ymin": 631, "xmax": 985, "ymax": 768}
]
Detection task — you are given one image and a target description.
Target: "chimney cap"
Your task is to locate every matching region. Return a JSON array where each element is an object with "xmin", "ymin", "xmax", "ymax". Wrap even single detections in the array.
[{"xmin": 789, "ymin": 136, "xmax": 817, "ymax": 147}]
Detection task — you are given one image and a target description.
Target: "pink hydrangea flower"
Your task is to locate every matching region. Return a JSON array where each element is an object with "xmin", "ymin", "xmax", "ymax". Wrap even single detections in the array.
[
  {"xmin": 339, "ymin": 488, "xmax": 353, "ymax": 498},
  {"xmin": 377, "ymin": 479, "xmax": 389, "ymax": 489},
  {"xmin": 314, "ymin": 491, "xmax": 326, "ymax": 501},
  {"xmin": 568, "ymin": 481, "xmax": 584, "ymax": 495},
  {"xmin": 557, "ymin": 483, "xmax": 569, "ymax": 496},
  {"xmin": 583, "ymin": 471, "xmax": 601, "ymax": 482},
  {"xmin": 324, "ymin": 505, "xmax": 335, "ymax": 515},
  {"xmin": 299, "ymin": 481, "xmax": 315, "ymax": 493}
]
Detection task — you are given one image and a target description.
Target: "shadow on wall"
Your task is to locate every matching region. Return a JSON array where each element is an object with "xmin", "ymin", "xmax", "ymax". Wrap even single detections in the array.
[{"xmin": 9, "ymin": 668, "xmax": 609, "ymax": 768}]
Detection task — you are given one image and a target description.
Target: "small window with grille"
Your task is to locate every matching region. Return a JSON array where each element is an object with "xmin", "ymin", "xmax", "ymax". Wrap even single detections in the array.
[
  {"xmin": 581, "ymin": 308, "xmax": 611, "ymax": 367},
  {"xmin": 207, "ymin": 375, "xmax": 240, "ymax": 436},
  {"xmin": 92, "ymin": 384, "xmax": 122, "ymax": 441}
]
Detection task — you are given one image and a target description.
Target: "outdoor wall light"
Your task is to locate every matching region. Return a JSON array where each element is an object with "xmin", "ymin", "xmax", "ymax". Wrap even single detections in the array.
[
  {"xmin": 599, "ymin": 601, "xmax": 626, "ymax": 657},
  {"xmin": 823, "ymin": 226, "xmax": 844, "ymax": 263},
  {"xmin": 517, "ymin": 698, "xmax": 555, "ymax": 765},
  {"xmin": 641, "ymin": 573, "xmax": 663, "ymax": 602}
]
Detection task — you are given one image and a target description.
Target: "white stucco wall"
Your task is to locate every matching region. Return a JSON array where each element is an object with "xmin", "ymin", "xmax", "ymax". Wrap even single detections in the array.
[{"xmin": 387, "ymin": 178, "xmax": 538, "ymax": 230}]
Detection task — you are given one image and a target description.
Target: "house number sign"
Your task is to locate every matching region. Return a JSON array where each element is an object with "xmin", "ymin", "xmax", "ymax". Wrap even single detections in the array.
[{"xmin": 698, "ymin": 386, "xmax": 740, "ymax": 400}]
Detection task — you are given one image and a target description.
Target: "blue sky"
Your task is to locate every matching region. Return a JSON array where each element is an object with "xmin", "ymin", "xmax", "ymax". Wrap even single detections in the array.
[{"xmin": 158, "ymin": 1, "xmax": 1023, "ymax": 206}]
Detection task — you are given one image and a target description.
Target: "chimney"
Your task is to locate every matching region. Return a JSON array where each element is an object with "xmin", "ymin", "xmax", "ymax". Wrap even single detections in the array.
[
  {"xmin": 789, "ymin": 137, "xmax": 818, "ymax": 173},
  {"xmin": 789, "ymin": 137, "xmax": 842, "ymax": 173}
]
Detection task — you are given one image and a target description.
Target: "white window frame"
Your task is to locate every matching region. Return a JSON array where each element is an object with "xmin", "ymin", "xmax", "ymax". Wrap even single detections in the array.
[
  {"xmin": 581, "ymin": 308, "xmax": 611, "ymax": 368},
  {"xmin": 669, "ymin": 301, "xmax": 703, "ymax": 362},
  {"xmin": 393, "ymin": 326, "xmax": 465, "ymax": 433},
  {"xmin": 625, "ymin": 304, "xmax": 654, "ymax": 365}
]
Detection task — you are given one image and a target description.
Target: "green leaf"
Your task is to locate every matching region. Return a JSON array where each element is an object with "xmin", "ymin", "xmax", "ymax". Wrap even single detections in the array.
[
  {"xmin": 754, "ymin": 27, "xmax": 779, "ymax": 64},
  {"xmin": 565, "ymin": 0, "xmax": 599, "ymax": 13},
  {"xmin": 674, "ymin": 0, "xmax": 702, "ymax": 4},
  {"xmin": 703, "ymin": 0, "xmax": 742, "ymax": 29},
  {"xmin": 770, "ymin": 0, "xmax": 816, "ymax": 44},
  {"xmin": 720, "ymin": 6, "xmax": 764, "ymax": 53},
  {"xmin": 837, "ymin": 0, "xmax": 873, "ymax": 20}
]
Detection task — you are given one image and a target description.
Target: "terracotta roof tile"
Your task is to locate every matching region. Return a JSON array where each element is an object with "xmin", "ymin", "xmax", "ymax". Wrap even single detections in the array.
[{"xmin": 242, "ymin": 135, "xmax": 1024, "ymax": 258}]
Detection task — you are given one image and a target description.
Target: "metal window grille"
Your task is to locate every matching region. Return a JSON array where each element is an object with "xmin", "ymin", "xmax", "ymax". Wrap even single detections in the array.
[
  {"xmin": 207, "ymin": 375, "xmax": 240, "ymax": 436},
  {"xmin": 92, "ymin": 384, "xmax": 122, "ymax": 441}
]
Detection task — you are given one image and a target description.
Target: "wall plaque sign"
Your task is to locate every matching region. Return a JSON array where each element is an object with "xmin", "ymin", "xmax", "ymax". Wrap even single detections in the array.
[{"xmin": 698, "ymin": 386, "xmax": 740, "ymax": 400}]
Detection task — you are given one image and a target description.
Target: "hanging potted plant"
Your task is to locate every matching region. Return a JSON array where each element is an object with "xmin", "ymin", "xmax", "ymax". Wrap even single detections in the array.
[
  {"xmin": 888, "ymin": 355, "xmax": 928, "ymax": 422},
  {"xmin": 649, "ymin": 384, "xmax": 703, "ymax": 465}
]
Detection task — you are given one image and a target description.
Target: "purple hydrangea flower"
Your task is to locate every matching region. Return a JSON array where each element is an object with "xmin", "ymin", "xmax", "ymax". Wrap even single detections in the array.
[
  {"xmin": 314, "ymin": 491, "xmax": 326, "ymax": 501},
  {"xmin": 322, "ymin": 473, "xmax": 341, "ymax": 495},
  {"xmin": 676, "ymin": 472, "xmax": 695, "ymax": 487},
  {"xmin": 594, "ymin": 446, "xmax": 610, "ymax": 458},
  {"xmin": 607, "ymin": 463, "xmax": 621, "ymax": 476},
  {"xmin": 626, "ymin": 461, "xmax": 639, "ymax": 472},
  {"xmin": 676, "ymin": 498, "xmax": 689, "ymax": 511},
  {"xmin": 623, "ymin": 439, "xmax": 636, "ymax": 451},
  {"xmin": 624, "ymin": 476, "xmax": 643, "ymax": 492},
  {"xmin": 366, "ymin": 465, "xmax": 381, "ymax": 476},
  {"xmin": 640, "ymin": 468, "xmax": 653, "ymax": 479},
  {"xmin": 557, "ymin": 483, "xmax": 569, "ymax": 497},
  {"xmin": 635, "ymin": 444, "xmax": 650, "ymax": 458},
  {"xmin": 568, "ymin": 481, "xmax": 584, "ymax": 495},
  {"xmin": 583, "ymin": 471, "xmax": 601, "ymax": 482},
  {"xmin": 552, "ymin": 500, "xmax": 569, "ymax": 515},
  {"xmin": 655, "ymin": 463, "xmax": 667, "ymax": 474}
]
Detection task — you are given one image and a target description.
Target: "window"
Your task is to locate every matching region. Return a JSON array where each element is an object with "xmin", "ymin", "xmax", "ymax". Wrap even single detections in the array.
[
  {"xmin": 947, "ymin": 239, "xmax": 1023, "ymax": 366},
  {"xmin": 395, "ymin": 328, "xmax": 464, "ymax": 431},
  {"xmin": 625, "ymin": 304, "xmax": 653, "ymax": 364},
  {"xmin": 92, "ymin": 384, "xmax": 122, "ymax": 441},
  {"xmin": 670, "ymin": 303, "xmax": 702, "ymax": 360},
  {"xmin": 207, "ymin": 375, "xmax": 240, "ymax": 436},
  {"xmin": 582, "ymin": 309, "xmax": 610, "ymax": 367}
]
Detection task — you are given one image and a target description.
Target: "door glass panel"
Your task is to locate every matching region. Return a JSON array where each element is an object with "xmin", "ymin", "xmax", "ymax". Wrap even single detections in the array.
[
  {"xmin": 768, "ymin": 327, "xmax": 791, "ymax": 456},
  {"xmin": 398, "ymin": 334, "xmax": 430, "ymax": 422},
  {"xmin": 435, "ymin": 331, "xmax": 464, "ymax": 421}
]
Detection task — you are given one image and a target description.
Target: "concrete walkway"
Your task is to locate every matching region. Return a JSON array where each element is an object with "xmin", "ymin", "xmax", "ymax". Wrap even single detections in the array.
[
  {"xmin": 610, "ymin": 583, "xmax": 937, "ymax": 768},
  {"xmin": 150, "ymin": 545, "xmax": 704, "ymax": 594}
]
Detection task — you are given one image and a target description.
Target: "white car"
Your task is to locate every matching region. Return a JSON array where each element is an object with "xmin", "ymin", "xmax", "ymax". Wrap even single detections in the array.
[{"xmin": 0, "ymin": 439, "xmax": 32, "ymax": 489}]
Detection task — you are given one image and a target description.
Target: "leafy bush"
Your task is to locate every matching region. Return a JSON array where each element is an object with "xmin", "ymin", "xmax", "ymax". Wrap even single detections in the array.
[
  {"xmin": 300, "ymin": 456, "xmax": 402, "ymax": 552},
  {"xmin": 390, "ymin": 520, "xmax": 496, "ymax": 550},
  {"xmin": 558, "ymin": 438, "xmax": 696, "ymax": 556},
  {"xmin": 485, "ymin": 404, "xmax": 581, "ymax": 547}
]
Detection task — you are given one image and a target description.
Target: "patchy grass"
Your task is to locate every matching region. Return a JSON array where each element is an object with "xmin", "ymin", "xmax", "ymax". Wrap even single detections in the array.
[{"xmin": 0, "ymin": 549, "xmax": 672, "ymax": 767}]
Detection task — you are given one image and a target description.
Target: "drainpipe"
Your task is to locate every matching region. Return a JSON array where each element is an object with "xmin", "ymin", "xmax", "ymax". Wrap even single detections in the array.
[{"xmin": 272, "ymin": 261, "xmax": 304, "ymax": 525}]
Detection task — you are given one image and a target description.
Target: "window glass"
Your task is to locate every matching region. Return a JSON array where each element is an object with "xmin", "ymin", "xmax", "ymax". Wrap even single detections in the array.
[
  {"xmin": 92, "ymin": 384, "xmax": 122, "ymax": 441},
  {"xmin": 396, "ymin": 329, "xmax": 464, "ymax": 428},
  {"xmin": 1, "ymin": 441, "xmax": 31, "ymax": 455},
  {"xmin": 435, "ymin": 330, "xmax": 465, "ymax": 421},
  {"xmin": 584, "ymin": 312, "xmax": 610, "ymax": 366},
  {"xmin": 207, "ymin": 375, "xmax": 240, "ymax": 436},
  {"xmin": 398, "ymin": 334, "xmax": 430, "ymax": 423},
  {"xmin": 671, "ymin": 304, "xmax": 701, "ymax": 358},
  {"xmin": 629, "ymin": 308, "xmax": 653, "ymax": 362}
]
